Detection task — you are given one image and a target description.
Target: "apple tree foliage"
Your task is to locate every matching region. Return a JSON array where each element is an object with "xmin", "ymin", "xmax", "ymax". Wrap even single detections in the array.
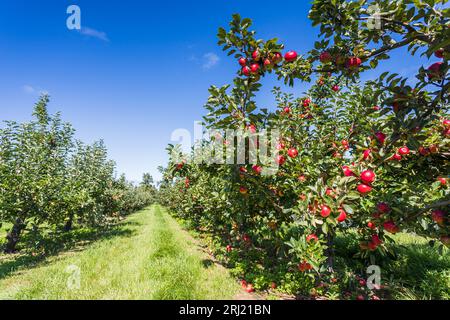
[
  {"xmin": 0, "ymin": 96, "xmax": 155, "ymax": 253},
  {"xmin": 159, "ymin": 0, "xmax": 449, "ymax": 295}
]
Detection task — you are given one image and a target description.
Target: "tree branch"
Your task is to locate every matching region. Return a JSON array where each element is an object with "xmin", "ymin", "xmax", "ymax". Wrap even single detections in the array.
[{"xmin": 405, "ymin": 199, "xmax": 450, "ymax": 222}]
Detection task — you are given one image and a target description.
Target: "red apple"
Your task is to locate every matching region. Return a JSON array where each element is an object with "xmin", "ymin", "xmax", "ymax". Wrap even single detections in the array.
[
  {"xmin": 383, "ymin": 220, "xmax": 400, "ymax": 234},
  {"xmin": 242, "ymin": 66, "xmax": 251, "ymax": 76},
  {"xmin": 284, "ymin": 51, "xmax": 298, "ymax": 62},
  {"xmin": 333, "ymin": 152, "xmax": 342, "ymax": 158},
  {"xmin": 363, "ymin": 149, "xmax": 372, "ymax": 160},
  {"xmin": 272, "ymin": 52, "xmax": 282, "ymax": 64},
  {"xmin": 398, "ymin": 146, "xmax": 410, "ymax": 156},
  {"xmin": 346, "ymin": 56, "xmax": 362, "ymax": 69},
  {"xmin": 239, "ymin": 167, "xmax": 248, "ymax": 173},
  {"xmin": 250, "ymin": 63, "xmax": 260, "ymax": 74},
  {"xmin": 357, "ymin": 184, "xmax": 372, "ymax": 194},
  {"xmin": 226, "ymin": 245, "xmax": 232, "ymax": 253},
  {"xmin": 264, "ymin": 58, "xmax": 272, "ymax": 67},
  {"xmin": 374, "ymin": 132, "xmax": 386, "ymax": 144},
  {"xmin": 319, "ymin": 51, "xmax": 332, "ymax": 63},
  {"xmin": 298, "ymin": 261, "xmax": 313, "ymax": 272},
  {"xmin": 337, "ymin": 208, "xmax": 347, "ymax": 222},
  {"xmin": 252, "ymin": 165, "xmax": 262, "ymax": 175},
  {"xmin": 252, "ymin": 50, "xmax": 260, "ymax": 61},
  {"xmin": 246, "ymin": 284, "xmax": 255, "ymax": 293},
  {"xmin": 288, "ymin": 148, "xmax": 299, "ymax": 158},
  {"xmin": 428, "ymin": 62, "xmax": 444, "ymax": 80},
  {"xmin": 368, "ymin": 242, "xmax": 378, "ymax": 251},
  {"xmin": 419, "ymin": 146, "xmax": 431, "ymax": 156},
  {"xmin": 391, "ymin": 153, "xmax": 402, "ymax": 161},
  {"xmin": 276, "ymin": 142, "xmax": 285, "ymax": 150},
  {"xmin": 325, "ymin": 188, "xmax": 335, "ymax": 197},
  {"xmin": 239, "ymin": 186, "xmax": 248, "ymax": 195},
  {"xmin": 360, "ymin": 170, "xmax": 376, "ymax": 184},
  {"xmin": 435, "ymin": 48, "xmax": 444, "ymax": 59},
  {"xmin": 438, "ymin": 177, "xmax": 447, "ymax": 186},
  {"xmin": 332, "ymin": 85, "xmax": 340, "ymax": 92},
  {"xmin": 283, "ymin": 106, "xmax": 291, "ymax": 114},
  {"xmin": 247, "ymin": 124, "xmax": 257, "ymax": 134},
  {"xmin": 443, "ymin": 119, "xmax": 450, "ymax": 127},
  {"xmin": 303, "ymin": 98, "xmax": 311, "ymax": 107},
  {"xmin": 276, "ymin": 155, "xmax": 286, "ymax": 166},
  {"xmin": 342, "ymin": 165, "xmax": 355, "ymax": 177},
  {"xmin": 368, "ymin": 221, "xmax": 376, "ymax": 230},
  {"xmin": 321, "ymin": 205, "xmax": 332, "ymax": 218},
  {"xmin": 372, "ymin": 234, "xmax": 383, "ymax": 246},
  {"xmin": 377, "ymin": 202, "xmax": 391, "ymax": 214},
  {"xmin": 431, "ymin": 210, "xmax": 446, "ymax": 226},
  {"xmin": 238, "ymin": 57, "xmax": 247, "ymax": 67}
]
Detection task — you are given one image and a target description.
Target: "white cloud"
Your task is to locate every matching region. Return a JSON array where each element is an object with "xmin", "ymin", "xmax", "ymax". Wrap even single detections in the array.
[
  {"xmin": 78, "ymin": 27, "xmax": 109, "ymax": 42},
  {"xmin": 22, "ymin": 85, "xmax": 49, "ymax": 96},
  {"xmin": 202, "ymin": 53, "xmax": 220, "ymax": 70},
  {"xmin": 23, "ymin": 85, "xmax": 36, "ymax": 94}
]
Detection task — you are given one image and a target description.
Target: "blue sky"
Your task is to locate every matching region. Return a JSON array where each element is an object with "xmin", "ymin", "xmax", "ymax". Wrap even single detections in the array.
[{"xmin": 0, "ymin": 1, "xmax": 438, "ymax": 183}]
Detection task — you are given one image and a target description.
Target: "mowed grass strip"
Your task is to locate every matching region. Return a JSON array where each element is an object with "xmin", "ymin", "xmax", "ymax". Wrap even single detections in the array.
[{"xmin": 0, "ymin": 205, "xmax": 240, "ymax": 300}]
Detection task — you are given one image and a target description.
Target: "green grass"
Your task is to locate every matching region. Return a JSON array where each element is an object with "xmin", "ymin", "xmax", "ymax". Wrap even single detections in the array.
[
  {"xmin": 334, "ymin": 231, "xmax": 450, "ymax": 300},
  {"xmin": 0, "ymin": 205, "xmax": 241, "ymax": 300},
  {"xmin": 1, "ymin": 207, "xmax": 447, "ymax": 300},
  {"xmin": 387, "ymin": 233, "xmax": 450, "ymax": 300},
  {"xmin": 0, "ymin": 222, "xmax": 11, "ymax": 240}
]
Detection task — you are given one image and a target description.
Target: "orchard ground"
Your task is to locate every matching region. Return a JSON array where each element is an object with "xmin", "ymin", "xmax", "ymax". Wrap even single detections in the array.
[
  {"xmin": 0, "ymin": 206, "xmax": 242, "ymax": 300},
  {"xmin": 0, "ymin": 205, "xmax": 448, "ymax": 300}
]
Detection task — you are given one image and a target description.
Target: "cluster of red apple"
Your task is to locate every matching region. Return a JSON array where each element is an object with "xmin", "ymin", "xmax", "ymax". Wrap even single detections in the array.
[
  {"xmin": 237, "ymin": 145, "xmax": 300, "ymax": 195},
  {"xmin": 428, "ymin": 48, "xmax": 447, "ymax": 80},
  {"xmin": 240, "ymin": 279, "xmax": 255, "ymax": 293},
  {"xmin": 441, "ymin": 118, "xmax": 450, "ymax": 137},
  {"xmin": 274, "ymin": 139, "xmax": 301, "ymax": 166},
  {"xmin": 390, "ymin": 146, "xmax": 410, "ymax": 161},
  {"xmin": 318, "ymin": 51, "xmax": 363, "ymax": 92},
  {"xmin": 281, "ymin": 97, "xmax": 339, "ymax": 121},
  {"xmin": 239, "ymin": 50, "xmax": 298, "ymax": 77},
  {"xmin": 318, "ymin": 51, "xmax": 362, "ymax": 70},
  {"xmin": 298, "ymin": 260, "xmax": 313, "ymax": 272},
  {"xmin": 360, "ymin": 202, "xmax": 397, "ymax": 251},
  {"xmin": 319, "ymin": 204, "xmax": 348, "ymax": 223},
  {"xmin": 175, "ymin": 159, "xmax": 186, "ymax": 170}
]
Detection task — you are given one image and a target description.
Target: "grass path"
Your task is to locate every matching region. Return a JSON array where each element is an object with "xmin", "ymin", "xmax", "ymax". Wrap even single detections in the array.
[{"xmin": 0, "ymin": 205, "xmax": 241, "ymax": 300}]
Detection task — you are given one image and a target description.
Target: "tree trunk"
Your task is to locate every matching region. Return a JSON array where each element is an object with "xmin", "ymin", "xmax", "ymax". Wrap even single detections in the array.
[
  {"xmin": 4, "ymin": 218, "xmax": 26, "ymax": 254},
  {"xmin": 63, "ymin": 213, "xmax": 74, "ymax": 232},
  {"xmin": 326, "ymin": 233, "xmax": 335, "ymax": 273}
]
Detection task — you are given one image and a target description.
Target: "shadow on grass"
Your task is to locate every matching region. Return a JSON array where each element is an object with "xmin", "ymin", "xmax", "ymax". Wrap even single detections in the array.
[
  {"xmin": 0, "ymin": 220, "xmax": 140, "ymax": 281},
  {"xmin": 201, "ymin": 259, "xmax": 214, "ymax": 269},
  {"xmin": 334, "ymin": 233, "xmax": 450, "ymax": 299}
]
